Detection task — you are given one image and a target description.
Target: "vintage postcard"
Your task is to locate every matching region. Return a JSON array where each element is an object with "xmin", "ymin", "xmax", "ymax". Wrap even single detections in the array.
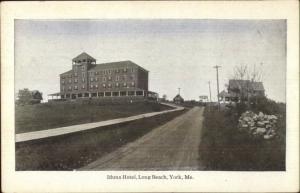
[{"xmin": 1, "ymin": 1, "xmax": 299, "ymax": 192}]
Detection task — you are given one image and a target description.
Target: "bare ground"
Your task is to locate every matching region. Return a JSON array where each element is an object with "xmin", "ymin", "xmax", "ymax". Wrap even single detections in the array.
[{"xmin": 80, "ymin": 106, "xmax": 204, "ymax": 170}]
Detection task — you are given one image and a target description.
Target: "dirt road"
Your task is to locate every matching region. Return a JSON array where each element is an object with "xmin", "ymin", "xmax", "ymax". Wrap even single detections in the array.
[{"xmin": 80, "ymin": 106, "xmax": 204, "ymax": 170}]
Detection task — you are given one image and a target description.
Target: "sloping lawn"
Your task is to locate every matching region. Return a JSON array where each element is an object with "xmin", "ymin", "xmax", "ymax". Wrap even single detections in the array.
[
  {"xmin": 15, "ymin": 101, "xmax": 172, "ymax": 134},
  {"xmin": 16, "ymin": 110, "xmax": 185, "ymax": 170},
  {"xmin": 199, "ymin": 105, "xmax": 285, "ymax": 171}
]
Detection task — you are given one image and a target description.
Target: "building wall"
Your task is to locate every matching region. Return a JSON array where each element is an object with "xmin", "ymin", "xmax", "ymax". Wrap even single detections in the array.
[
  {"xmin": 137, "ymin": 68, "xmax": 148, "ymax": 91},
  {"xmin": 60, "ymin": 61, "xmax": 148, "ymax": 99}
]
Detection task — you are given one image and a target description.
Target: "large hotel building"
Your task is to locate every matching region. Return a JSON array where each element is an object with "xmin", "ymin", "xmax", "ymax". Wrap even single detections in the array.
[{"xmin": 59, "ymin": 52, "xmax": 151, "ymax": 100}]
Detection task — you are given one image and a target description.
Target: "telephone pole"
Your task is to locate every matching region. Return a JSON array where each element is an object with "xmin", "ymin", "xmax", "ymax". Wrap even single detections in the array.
[
  {"xmin": 208, "ymin": 81, "xmax": 212, "ymax": 103},
  {"xmin": 213, "ymin": 65, "xmax": 221, "ymax": 111}
]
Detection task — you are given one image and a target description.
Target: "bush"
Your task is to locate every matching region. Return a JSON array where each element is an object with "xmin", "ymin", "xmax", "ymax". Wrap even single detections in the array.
[{"xmin": 199, "ymin": 101, "xmax": 286, "ymax": 171}]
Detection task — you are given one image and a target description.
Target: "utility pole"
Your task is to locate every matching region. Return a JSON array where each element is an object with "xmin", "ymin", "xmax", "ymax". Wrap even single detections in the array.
[
  {"xmin": 208, "ymin": 81, "xmax": 212, "ymax": 103},
  {"xmin": 213, "ymin": 65, "xmax": 221, "ymax": 111},
  {"xmin": 178, "ymin": 87, "xmax": 181, "ymax": 95}
]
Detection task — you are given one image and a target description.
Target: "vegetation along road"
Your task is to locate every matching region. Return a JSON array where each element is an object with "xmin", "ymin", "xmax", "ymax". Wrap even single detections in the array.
[{"xmin": 81, "ymin": 106, "xmax": 204, "ymax": 170}]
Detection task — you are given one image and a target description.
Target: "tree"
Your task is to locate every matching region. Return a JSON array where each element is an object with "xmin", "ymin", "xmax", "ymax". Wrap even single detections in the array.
[
  {"xmin": 17, "ymin": 88, "xmax": 43, "ymax": 105},
  {"xmin": 162, "ymin": 94, "xmax": 167, "ymax": 101},
  {"xmin": 231, "ymin": 63, "xmax": 264, "ymax": 103}
]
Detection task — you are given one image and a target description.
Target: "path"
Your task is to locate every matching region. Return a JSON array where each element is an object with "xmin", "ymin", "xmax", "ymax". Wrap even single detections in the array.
[
  {"xmin": 81, "ymin": 106, "xmax": 204, "ymax": 170},
  {"xmin": 15, "ymin": 103, "xmax": 184, "ymax": 143}
]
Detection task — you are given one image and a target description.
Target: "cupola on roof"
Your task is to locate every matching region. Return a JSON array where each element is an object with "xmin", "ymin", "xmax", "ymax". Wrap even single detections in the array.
[{"xmin": 72, "ymin": 52, "xmax": 96, "ymax": 63}]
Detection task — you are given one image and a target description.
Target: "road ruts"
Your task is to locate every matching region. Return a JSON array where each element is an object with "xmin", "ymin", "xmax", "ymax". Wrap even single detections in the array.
[{"xmin": 80, "ymin": 106, "xmax": 204, "ymax": 170}]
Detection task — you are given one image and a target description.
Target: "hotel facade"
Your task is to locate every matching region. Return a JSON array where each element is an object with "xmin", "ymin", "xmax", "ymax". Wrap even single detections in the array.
[{"xmin": 59, "ymin": 52, "xmax": 151, "ymax": 100}]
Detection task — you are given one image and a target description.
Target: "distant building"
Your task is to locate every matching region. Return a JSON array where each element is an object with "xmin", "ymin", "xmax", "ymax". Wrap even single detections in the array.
[
  {"xmin": 219, "ymin": 79, "xmax": 265, "ymax": 102},
  {"xmin": 173, "ymin": 94, "xmax": 184, "ymax": 104},
  {"xmin": 58, "ymin": 52, "xmax": 149, "ymax": 100}
]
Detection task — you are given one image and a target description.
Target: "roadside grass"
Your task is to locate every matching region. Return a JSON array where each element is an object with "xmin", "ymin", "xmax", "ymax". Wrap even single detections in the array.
[
  {"xmin": 199, "ymin": 104, "xmax": 285, "ymax": 171},
  {"xmin": 16, "ymin": 109, "xmax": 186, "ymax": 170},
  {"xmin": 15, "ymin": 101, "xmax": 171, "ymax": 134}
]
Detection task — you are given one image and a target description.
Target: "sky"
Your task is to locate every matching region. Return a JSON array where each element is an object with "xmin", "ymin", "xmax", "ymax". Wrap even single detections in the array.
[{"xmin": 15, "ymin": 19, "xmax": 286, "ymax": 102}]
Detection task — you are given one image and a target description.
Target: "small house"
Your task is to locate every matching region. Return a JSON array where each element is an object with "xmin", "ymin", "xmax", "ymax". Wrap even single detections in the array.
[{"xmin": 173, "ymin": 94, "xmax": 184, "ymax": 104}]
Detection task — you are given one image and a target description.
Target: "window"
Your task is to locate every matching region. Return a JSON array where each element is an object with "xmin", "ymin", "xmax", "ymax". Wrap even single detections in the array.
[
  {"xmin": 130, "ymin": 75, "xmax": 134, "ymax": 80},
  {"xmin": 123, "ymin": 68, "xmax": 127, "ymax": 72},
  {"xmin": 74, "ymin": 72, "xmax": 78, "ymax": 77},
  {"xmin": 136, "ymin": 91, "xmax": 143, "ymax": 96},
  {"xmin": 103, "ymin": 84, "xmax": 106, "ymax": 88},
  {"xmin": 115, "ymin": 69, "xmax": 119, "ymax": 73},
  {"xmin": 98, "ymin": 92, "xmax": 104, "ymax": 97},
  {"xmin": 95, "ymin": 71, "xmax": 99, "ymax": 75},
  {"xmin": 82, "ymin": 72, "xmax": 85, "ymax": 77},
  {"xmin": 82, "ymin": 66, "xmax": 85, "ymax": 70},
  {"xmin": 113, "ymin": 92, "xmax": 119, "ymax": 96},
  {"xmin": 120, "ymin": 91, "xmax": 127, "ymax": 96},
  {"xmin": 128, "ymin": 91, "xmax": 135, "ymax": 96},
  {"xmin": 82, "ymin": 78, "xmax": 85, "ymax": 83},
  {"xmin": 108, "ymin": 76, "xmax": 112, "ymax": 81},
  {"xmin": 68, "ymin": 86, "xmax": 72, "ymax": 91},
  {"xmin": 69, "ymin": 79, "xmax": 72, "ymax": 83},
  {"xmin": 62, "ymin": 80, "xmax": 65, "ymax": 84},
  {"xmin": 82, "ymin": 85, "xmax": 85, "ymax": 89},
  {"xmin": 103, "ymin": 77, "xmax": 107, "ymax": 82},
  {"xmin": 74, "ymin": 78, "xmax": 78, "ymax": 83},
  {"xmin": 123, "ymin": 75, "xmax": 127, "ymax": 81},
  {"xmin": 90, "ymin": 85, "xmax": 93, "ymax": 89},
  {"xmin": 95, "ymin": 77, "xmax": 98, "ymax": 81},
  {"xmin": 105, "ymin": 92, "xmax": 112, "ymax": 97},
  {"xmin": 115, "ymin": 83, "xmax": 119, "ymax": 87},
  {"xmin": 95, "ymin": 84, "xmax": 98, "ymax": 89},
  {"xmin": 131, "ymin": 82, "xmax": 135, "ymax": 87},
  {"xmin": 131, "ymin": 68, "xmax": 135, "ymax": 73},
  {"xmin": 123, "ymin": 83, "xmax": 127, "ymax": 87},
  {"xmin": 116, "ymin": 76, "xmax": 119, "ymax": 81},
  {"xmin": 90, "ymin": 77, "xmax": 94, "ymax": 82},
  {"xmin": 108, "ymin": 70, "xmax": 112, "ymax": 74},
  {"xmin": 83, "ymin": 59, "xmax": 86, "ymax": 62},
  {"xmin": 74, "ymin": 85, "xmax": 78, "ymax": 90},
  {"xmin": 62, "ymin": 86, "xmax": 65, "ymax": 91},
  {"xmin": 108, "ymin": 83, "xmax": 112, "ymax": 88}
]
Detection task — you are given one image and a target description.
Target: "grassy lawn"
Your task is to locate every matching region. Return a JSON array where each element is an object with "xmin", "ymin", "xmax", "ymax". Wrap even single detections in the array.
[
  {"xmin": 16, "ymin": 109, "xmax": 186, "ymax": 170},
  {"xmin": 15, "ymin": 101, "xmax": 172, "ymax": 134},
  {"xmin": 199, "ymin": 104, "xmax": 286, "ymax": 171}
]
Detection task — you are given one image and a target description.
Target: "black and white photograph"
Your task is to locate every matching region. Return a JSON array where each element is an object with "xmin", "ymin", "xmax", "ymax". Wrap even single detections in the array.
[
  {"xmin": 1, "ymin": 1, "xmax": 299, "ymax": 192},
  {"xmin": 14, "ymin": 19, "xmax": 287, "ymax": 171}
]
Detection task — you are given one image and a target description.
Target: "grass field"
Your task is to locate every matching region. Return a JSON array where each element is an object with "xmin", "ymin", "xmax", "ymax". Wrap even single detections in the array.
[
  {"xmin": 16, "ymin": 109, "xmax": 185, "ymax": 170},
  {"xmin": 15, "ymin": 101, "xmax": 171, "ymax": 134},
  {"xmin": 199, "ymin": 104, "xmax": 286, "ymax": 171}
]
